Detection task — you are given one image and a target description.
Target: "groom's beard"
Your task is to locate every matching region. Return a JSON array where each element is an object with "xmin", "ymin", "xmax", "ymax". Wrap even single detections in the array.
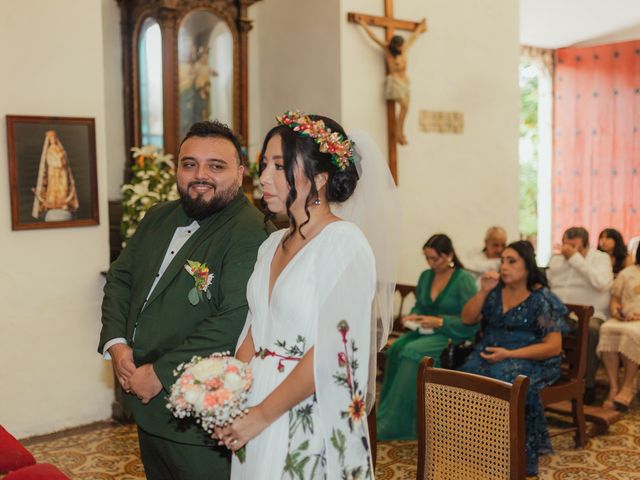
[{"xmin": 178, "ymin": 180, "xmax": 239, "ymax": 221}]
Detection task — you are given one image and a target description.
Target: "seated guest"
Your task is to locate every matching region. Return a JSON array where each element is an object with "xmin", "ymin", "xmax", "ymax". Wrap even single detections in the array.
[
  {"xmin": 463, "ymin": 226, "xmax": 507, "ymax": 285},
  {"xmin": 377, "ymin": 234, "xmax": 478, "ymax": 441},
  {"xmin": 459, "ymin": 241, "xmax": 567, "ymax": 477},
  {"xmin": 598, "ymin": 228, "xmax": 633, "ymax": 277},
  {"xmin": 547, "ymin": 226, "xmax": 614, "ymax": 404},
  {"xmin": 597, "ymin": 247, "xmax": 640, "ymax": 410}
]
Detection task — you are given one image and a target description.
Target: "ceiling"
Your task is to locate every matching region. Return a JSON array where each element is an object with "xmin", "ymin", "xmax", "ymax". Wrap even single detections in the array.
[{"xmin": 520, "ymin": 0, "xmax": 640, "ymax": 48}]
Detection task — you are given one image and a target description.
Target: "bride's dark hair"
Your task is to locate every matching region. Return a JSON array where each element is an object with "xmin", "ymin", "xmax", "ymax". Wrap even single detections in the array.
[{"xmin": 259, "ymin": 115, "xmax": 359, "ymax": 245}]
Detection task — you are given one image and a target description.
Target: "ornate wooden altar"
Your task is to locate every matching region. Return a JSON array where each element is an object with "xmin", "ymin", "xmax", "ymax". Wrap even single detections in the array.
[{"xmin": 118, "ymin": 0, "xmax": 260, "ymax": 159}]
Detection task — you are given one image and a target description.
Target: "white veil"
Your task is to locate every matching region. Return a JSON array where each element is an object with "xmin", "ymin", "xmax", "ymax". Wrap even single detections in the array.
[{"xmin": 330, "ymin": 129, "xmax": 401, "ymax": 413}]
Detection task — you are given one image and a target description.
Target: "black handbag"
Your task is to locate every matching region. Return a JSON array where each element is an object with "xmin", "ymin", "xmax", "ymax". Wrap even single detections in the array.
[{"xmin": 439, "ymin": 338, "xmax": 474, "ymax": 370}]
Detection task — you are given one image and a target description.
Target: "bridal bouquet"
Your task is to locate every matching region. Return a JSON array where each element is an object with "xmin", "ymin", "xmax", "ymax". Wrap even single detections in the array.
[{"xmin": 167, "ymin": 352, "xmax": 253, "ymax": 462}]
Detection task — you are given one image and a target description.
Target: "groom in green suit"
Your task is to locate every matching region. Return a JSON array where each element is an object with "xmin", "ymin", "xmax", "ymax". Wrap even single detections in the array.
[{"xmin": 99, "ymin": 121, "xmax": 270, "ymax": 479}]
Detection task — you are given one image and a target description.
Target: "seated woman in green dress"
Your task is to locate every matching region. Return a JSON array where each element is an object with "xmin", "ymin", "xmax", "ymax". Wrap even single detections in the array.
[{"xmin": 377, "ymin": 234, "xmax": 478, "ymax": 440}]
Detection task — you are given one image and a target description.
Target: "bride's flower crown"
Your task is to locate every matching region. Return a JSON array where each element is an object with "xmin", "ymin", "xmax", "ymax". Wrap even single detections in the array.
[{"xmin": 276, "ymin": 110, "xmax": 355, "ymax": 171}]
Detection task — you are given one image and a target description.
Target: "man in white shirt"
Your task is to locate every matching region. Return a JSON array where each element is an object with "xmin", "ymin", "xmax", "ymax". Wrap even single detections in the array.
[
  {"xmin": 463, "ymin": 226, "xmax": 507, "ymax": 287},
  {"xmin": 547, "ymin": 227, "xmax": 614, "ymax": 404}
]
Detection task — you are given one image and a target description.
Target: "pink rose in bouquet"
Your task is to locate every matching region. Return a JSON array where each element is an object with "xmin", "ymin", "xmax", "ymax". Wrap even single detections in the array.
[{"xmin": 167, "ymin": 352, "xmax": 253, "ymax": 462}]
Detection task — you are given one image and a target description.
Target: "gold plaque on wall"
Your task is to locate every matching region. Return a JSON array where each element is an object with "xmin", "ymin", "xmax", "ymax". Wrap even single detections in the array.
[{"xmin": 419, "ymin": 110, "xmax": 464, "ymax": 134}]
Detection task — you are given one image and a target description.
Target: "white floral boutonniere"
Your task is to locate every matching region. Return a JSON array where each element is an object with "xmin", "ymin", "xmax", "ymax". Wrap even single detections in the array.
[{"xmin": 184, "ymin": 260, "xmax": 214, "ymax": 305}]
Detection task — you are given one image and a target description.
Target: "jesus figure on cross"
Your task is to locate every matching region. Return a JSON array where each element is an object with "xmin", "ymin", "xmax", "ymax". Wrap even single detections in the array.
[{"xmin": 357, "ymin": 17, "xmax": 427, "ymax": 145}]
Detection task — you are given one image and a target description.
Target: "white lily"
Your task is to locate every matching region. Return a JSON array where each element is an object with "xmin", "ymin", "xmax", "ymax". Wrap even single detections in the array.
[{"xmin": 131, "ymin": 145, "xmax": 159, "ymax": 158}]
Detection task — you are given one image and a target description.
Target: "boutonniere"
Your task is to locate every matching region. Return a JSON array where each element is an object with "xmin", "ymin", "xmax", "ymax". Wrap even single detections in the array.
[{"xmin": 184, "ymin": 260, "xmax": 214, "ymax": 305}]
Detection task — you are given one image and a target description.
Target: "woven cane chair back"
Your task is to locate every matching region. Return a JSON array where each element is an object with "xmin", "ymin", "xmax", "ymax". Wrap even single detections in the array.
[{"xmin": 417, "ymin": 357, "xmax": 529, "ymax": 480}]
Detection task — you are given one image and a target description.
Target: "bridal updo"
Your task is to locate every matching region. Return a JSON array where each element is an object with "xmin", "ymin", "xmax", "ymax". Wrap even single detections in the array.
[{"xmin": 259, "ymin": 114, "xmax": 359, "ymax": 230}]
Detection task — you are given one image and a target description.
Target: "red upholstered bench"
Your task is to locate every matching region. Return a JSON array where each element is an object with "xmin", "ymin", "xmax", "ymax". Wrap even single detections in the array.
[
  {"xmin": 0, "ymin": 426, "xmax": 35, "ymax": 473},
  {"xmin": 4, "ymin": 464, "xmax": 70, "ymax": 479}
]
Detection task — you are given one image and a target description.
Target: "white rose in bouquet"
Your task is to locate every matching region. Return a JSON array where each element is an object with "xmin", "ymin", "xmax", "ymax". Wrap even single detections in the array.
[
  {"xmin": 224, "ymin": 372, "xmax": 244, "ymax": 392},
  {"xmin": 190, "ymin": 357, "xmax": 225, "ymax": 382},
  {"xmin": 184, "ymin": 388, "xmax": 206, "ymax": 412}
]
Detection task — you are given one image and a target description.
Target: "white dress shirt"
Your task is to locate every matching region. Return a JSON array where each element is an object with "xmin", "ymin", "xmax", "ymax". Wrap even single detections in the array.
[
  {"xmin": 103, "ymin": 221, "xmax": 200, "ymax": 358},
  {"xmin": 463, "ymin": 247, "xmax": 501, "ymax": 287},
  {"xmin": 547, "ymin": 248, "xmax": 614, "ymax": 320}
]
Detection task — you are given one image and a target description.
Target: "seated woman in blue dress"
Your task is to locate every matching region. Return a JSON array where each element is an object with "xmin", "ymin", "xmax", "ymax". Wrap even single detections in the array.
[
  {"xmin": 459, "ymin": 240, "xmax": 567, "ymax": 477},
  {"xmin": 377, "ymin": 234, "xmax": 478, "ymax": 440}
]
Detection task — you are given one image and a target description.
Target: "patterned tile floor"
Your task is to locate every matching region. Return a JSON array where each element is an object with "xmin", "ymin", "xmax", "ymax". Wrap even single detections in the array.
[
  {"xmin": 376, "ymin": 405, "xmax": 640, "ymax": 480},
  {"xmin": 22, "ymin": 422, "xmax": 144, "ymax": 480},
  {"xmin": 18, "ymin": 398, "xmax": 640, "ymax": 479}
]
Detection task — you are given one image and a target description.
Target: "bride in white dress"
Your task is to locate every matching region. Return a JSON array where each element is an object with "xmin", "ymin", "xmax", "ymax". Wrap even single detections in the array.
[{"xmin": 215, "ymin": 111, "xmax": 394, "ymax": 479}]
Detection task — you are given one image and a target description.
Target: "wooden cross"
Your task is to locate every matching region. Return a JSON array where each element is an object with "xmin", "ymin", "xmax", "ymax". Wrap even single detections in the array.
[{"xmin": 348, "ymin": 1, "xmax": 424, "ymax": 184}]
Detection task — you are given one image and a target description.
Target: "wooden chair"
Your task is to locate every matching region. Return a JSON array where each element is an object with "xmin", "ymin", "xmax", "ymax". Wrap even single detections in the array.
[
  {"xmin": 392, "ymin": 283, "xmax": 417, "ymax": 334},
  {"xmin": 540, "ymin": 303, "xmax": 593, "ymax": 448},
  {"xmin": 377, "ymin": 284, "xmax": 416, "ymax": 376},
  {"xmin": 367, "ymin": 406, "xmax": 377, "ymax": 469},
  {"xmin": 417, "ymin": 357, "xmax": 529, "ymax": 480}
]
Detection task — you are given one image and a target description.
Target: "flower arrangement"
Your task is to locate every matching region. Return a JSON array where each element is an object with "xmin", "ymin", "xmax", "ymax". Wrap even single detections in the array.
[
  {"xmin": 120, "ymin": 145, "xmax": 179, "ymax": 246},
  {"xmin": 276, "ymin": 110, "xmax": 355, "ymax": 171},
  {"xmin": 167, "ymin": 352, "xmax": 253, "ymax": 462},
  {"xmin": 184, "ymin": 260, "xmax": 214, "ymax": 305}
]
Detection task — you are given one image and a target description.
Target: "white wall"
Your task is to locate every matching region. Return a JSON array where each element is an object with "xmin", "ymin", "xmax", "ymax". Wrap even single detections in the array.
[
  {"xmin": 575, "ymin": 23, "xmax": 640, "ymax": 46},
  {"xmin": 102, "ymin": 0, "xmax": 127, "ymax": 200},
  {"xmin": 247, "ymin": 0, "xmax": 342, "ymax": 161},
  {"xmin": 0, "ymin": 0, "xmax": 115, "ymax": 438}
]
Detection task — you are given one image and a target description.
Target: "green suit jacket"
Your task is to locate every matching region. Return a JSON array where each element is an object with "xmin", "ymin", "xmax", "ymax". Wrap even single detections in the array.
[{"xmin": 99, "ymin": 191, "xmax": 270, "ymax": 445}]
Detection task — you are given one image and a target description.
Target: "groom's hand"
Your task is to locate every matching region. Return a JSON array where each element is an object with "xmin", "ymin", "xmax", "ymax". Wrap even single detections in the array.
[
  {"xmin": 128, "ymin": 364, "xmax": 163, "ymax": 404},
  {"xmin": 108, "ymin": 343, "xmax": 136, "ymax": 391}
]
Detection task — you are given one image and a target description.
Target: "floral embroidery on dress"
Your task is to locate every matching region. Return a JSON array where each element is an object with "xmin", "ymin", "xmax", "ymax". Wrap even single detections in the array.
[
  {"xmin": 330, "ymin": 320, "xmax": 371, "ymax": 479},
  {"xmin": 334, "ymin": 321, "xmax": 366, "ymax": 431},
  {"xmin": 282, "ymin": 400, "xmax": 326, "ymax": 480},
  {"xmin": 256, "ymin": 336, "xmax": 306, "ymax": 372}
]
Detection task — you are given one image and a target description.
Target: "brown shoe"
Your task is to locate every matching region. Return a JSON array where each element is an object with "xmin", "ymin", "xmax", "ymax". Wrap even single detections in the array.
[{"xmin": 613, "ymin": 387, "xmax": 636, "ymax": 411}]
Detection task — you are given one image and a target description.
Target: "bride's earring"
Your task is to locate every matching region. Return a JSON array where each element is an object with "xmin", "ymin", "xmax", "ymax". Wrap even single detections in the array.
[{"xmin": 314, "ymin": 198, "xmax": 321, "ymax": 206}]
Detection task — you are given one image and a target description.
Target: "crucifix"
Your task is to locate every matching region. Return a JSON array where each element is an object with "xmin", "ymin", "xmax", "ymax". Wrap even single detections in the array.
[{"xmin": 348, "ymin": 1, "xmax": 427, "ymax": 184}]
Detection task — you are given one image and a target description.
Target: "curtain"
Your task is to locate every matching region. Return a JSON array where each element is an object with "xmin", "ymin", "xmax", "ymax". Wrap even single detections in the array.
[{"xmin": 553, "ymin": 40, "xmax": 640, "ymax": 246}]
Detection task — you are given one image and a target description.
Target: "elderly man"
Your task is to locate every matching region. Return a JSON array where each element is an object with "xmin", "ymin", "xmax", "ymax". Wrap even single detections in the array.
[
  {"xmin": 99, "ymin": 121, "xmax": 271, "ymax": 479},
  {"xmin": 463, "ymin": 226, "xmax": 507, "ymax": 287},
  {"xmin": 547, "ymin": 226, "xmax": 614, "ymax": 404}
]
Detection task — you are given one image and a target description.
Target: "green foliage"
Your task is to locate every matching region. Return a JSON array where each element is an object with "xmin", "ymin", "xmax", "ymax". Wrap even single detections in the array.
[
  {"xmin": 519, "ymin": 161, "xmax": 538, "ymax": 235},
  {"xmin": 519, "ymin": 59, "xmax": 540, "ymax": 236},
  {"xmin": 120, "ymin": 146, "xmax": 179, "ymax": 246},
  {"xmin": 520, "ymin": 69, "xmax": 539, "ymax": 135}
]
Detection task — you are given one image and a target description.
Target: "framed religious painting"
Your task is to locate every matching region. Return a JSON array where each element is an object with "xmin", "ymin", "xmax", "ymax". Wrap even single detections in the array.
[{"xmin": 6, "ymin": 115, "xmax": 99, "ymax": 230}]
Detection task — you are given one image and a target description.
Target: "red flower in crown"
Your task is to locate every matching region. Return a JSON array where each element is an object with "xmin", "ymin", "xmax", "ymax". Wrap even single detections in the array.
[{"xmin": 276, "ymin": 110, "xmax": 354, "ymax": 171}]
